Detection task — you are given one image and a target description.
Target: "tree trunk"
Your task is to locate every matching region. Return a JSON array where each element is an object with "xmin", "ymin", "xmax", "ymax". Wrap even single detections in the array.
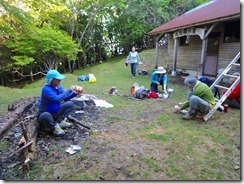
[{"xmin": 30, "ymin": 68, "xmax": 33, "ymax": 82}]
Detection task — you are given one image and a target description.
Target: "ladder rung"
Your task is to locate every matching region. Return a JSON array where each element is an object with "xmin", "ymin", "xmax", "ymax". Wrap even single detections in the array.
[
  {"xmin": 232, "ymin": 63, "xmax": 240, "ymax": 66},
  {"xmin": 214, "ymin": 84, "xmax": 229, "ymax": 90},
  {"xmin": 223, "ymin": 74, "xmax": 239, "ymax": 78}
]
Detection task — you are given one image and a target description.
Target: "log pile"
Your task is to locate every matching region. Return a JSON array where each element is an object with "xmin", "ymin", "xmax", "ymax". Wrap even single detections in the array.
[
  {"xmin": 0, "ymin": 96, "xmax": 95, "ymax": 171},
  {"xmin": 0, "ymin": 96, "xmax": 40, "ymax": 169}
]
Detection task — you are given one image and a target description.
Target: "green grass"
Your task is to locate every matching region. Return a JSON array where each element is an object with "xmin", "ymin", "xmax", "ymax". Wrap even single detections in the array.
[{"xmin": 0, "ymin": 49, "xmax": 240, "ymax": 180}]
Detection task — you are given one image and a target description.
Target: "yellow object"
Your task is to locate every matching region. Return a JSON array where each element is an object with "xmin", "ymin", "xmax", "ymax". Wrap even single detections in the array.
[{"xmin": 89, "ymin": 74, "xmax": 96, "ymax": 83}]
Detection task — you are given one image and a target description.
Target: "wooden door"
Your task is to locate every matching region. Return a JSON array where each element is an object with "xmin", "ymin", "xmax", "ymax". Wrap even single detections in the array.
[{"xmin": 203, "ymin": 32, "xmax": 221, "ymax": 77}]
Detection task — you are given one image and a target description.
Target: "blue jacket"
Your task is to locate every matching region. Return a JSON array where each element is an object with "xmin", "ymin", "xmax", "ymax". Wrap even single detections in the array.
[
  {"xmin": 151, "ymin": 71, "xmax": 167, "ymax": 84},
  {"xmin": 38, "ymin": 84, "xmax": 76, "ymax": 113}
]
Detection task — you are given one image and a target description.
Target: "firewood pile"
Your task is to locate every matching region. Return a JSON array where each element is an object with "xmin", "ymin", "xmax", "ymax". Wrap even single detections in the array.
[{"xmin": 0, "ymin": 95, "xmax": 101, "ymax": 176}]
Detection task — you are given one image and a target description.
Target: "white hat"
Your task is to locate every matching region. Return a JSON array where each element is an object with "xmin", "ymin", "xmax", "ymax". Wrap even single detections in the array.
[{"xmin": 156, "ymin": 67, "xmax": 166, "ymax": 74}]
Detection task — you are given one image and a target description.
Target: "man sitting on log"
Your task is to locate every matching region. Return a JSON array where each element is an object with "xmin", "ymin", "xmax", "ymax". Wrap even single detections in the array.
[{"xmin": 37, "ymin": 70, "xmax": 83, "ymax": 136}]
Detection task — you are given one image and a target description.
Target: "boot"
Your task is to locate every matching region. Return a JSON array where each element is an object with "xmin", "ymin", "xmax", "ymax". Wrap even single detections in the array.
[
  {"xmin": 53, "ymin": 123, "xmax": 65, "ymax": 136},
  {"xmin": 59, "ymin": 118, "xmax": 72, "ymax": 129},
  {"xmin": 181, "ymin": 113, "xmax": 194, "ymax": 120}
]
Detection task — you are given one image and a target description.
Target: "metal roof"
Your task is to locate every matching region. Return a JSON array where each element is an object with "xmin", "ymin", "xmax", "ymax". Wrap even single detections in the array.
[{"xmin": 148, "ymin": 0, "xmax": 240, "ymax": 35}]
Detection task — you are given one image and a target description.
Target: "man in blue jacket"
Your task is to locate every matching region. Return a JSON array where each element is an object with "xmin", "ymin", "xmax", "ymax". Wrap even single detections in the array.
[
  {"xmin": 37, "ymin": 70, "xmax": 83, "ymax": 136},
  {"xmin": 150, "ymin": 66, "xmax": 168, "ymax": 94}
]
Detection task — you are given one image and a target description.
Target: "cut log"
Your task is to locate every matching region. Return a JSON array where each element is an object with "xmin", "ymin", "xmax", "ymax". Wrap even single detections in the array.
[
  {"xmin": 67, "ymin": 115, "xmax": 91, "ymax": 130},
  {"xmin": 21, "ymin": 118, "xmax": 39, "ymax": 169}
]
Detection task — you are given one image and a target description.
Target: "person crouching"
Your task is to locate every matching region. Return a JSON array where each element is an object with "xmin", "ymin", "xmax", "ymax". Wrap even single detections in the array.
[
  {"xmin": 150, "ymin": 66, "xmax": 168, "ymax": 95},
  {"xmin": 37, "ymin": 70, "xmax": 83, "ymax": 136},
  {"xmin": 173, "ymin": 76, "xmax": 216, "ymax": 120}
]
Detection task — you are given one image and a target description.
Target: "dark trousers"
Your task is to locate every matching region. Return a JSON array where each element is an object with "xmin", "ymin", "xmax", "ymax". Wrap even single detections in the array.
[
  {"xmin": 130, "ymin": 63, "xmax": 138, "ymax": 77},
  {"xmin": 37, "ymin": 101, "xmax": 74, "ymax": 130},
  {"xmin": 150, "ymin": 80, "xmax": 164, "ymax": 92},
  {"xmin": 223, "ymin": 99, "xmax": 240, "ymax": 109}
]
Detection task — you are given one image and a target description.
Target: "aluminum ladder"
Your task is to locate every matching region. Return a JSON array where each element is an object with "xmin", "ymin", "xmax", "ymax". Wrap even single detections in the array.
[{"xmin": 203, "ymin": 52, "xmax": 240, "ymax": 121}]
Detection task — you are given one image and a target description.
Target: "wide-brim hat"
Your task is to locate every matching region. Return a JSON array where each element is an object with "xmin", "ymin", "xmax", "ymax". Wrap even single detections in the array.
[{"xmin": 156, "ymin": 67, "xmax": 166, "ymax": 74}]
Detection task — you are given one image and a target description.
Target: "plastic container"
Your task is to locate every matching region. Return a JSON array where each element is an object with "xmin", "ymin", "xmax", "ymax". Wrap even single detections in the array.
[
  {"xmin": 131, "ymin": 85, "xmax": 135, "ymax": 94},
  {"xmin": 224, "ymin": 104, "xmax": 228, "ymax": 113}
]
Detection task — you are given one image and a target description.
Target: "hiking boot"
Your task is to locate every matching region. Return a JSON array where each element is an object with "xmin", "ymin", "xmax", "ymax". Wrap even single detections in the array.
[
  {"xmin": 181, "ymin": 113, "xmax": 194, "ymax": 120},
  {"xmin": 59, "ymin": 118, "xmax": 72, "ymax": 129},
  {"xmin": 53, "ymin": 123, "xmax": 65, "ymax": 136}
]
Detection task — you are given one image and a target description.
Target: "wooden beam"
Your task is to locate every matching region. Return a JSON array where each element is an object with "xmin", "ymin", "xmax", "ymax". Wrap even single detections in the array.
[
  {"xmin": 200, "ymin": 25, "xmax": 207, "ymax": 76},
  {"xmin": 155, "ymin": 42, "xmax": 159, "ymax": 68},
  {"xmin": 154, "ymin": 33, "xmax": 165, "ymax": 68},
  {"xmin": 172, "ymin": 38, "xmax": 179, "ymax": 72},
  {"xmin": 204, "ymin": 22, "xmax": 218, "ymax": 39},
  {"xmin": 156, "ymin": 33, "xmax": 165, "ymax": 42}
]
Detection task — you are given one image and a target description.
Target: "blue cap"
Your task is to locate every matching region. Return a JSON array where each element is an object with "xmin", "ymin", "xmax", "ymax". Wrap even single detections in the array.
[{"xmin": 46, "ymin": 70, "xmax": 65, "ymax": 84}]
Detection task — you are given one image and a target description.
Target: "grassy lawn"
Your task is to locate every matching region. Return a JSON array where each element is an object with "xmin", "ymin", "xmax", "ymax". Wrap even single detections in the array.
[{"xmin": 0, "ymin": 49, "xmax": 240, "ymax": 180}]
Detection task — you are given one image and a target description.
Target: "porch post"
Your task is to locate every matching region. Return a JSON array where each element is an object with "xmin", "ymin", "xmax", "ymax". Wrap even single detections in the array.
[
  {"xmin": 200, "ymin": 27, "xmax": 207, "ymax": 76},
  {"xmin": 172, "ymin": 38, "xmax": 179, "ymax": 76},
  {"xmin": 155, "ymin": 42, "xmax": 159, "ymax": 69}
]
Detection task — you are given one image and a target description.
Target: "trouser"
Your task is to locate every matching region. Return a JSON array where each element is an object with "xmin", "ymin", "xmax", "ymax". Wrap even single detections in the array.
[
  {"xmin": 223, "ymin": 98, "xmax": 240, "ymax": 109},
  {"xmin": 150, "ymin": 80, "xmax": 164, "ymax": 92},
  {"xmin": 37, "ymin": 101, "xmax": 74, "ymax": 130},
  {"xmin": 187, "ymin": 91, "xmax": 210, "ymax": 115},
  {"xmin": 130, "ymin": 63, "xmax": 138, "ymax": 77}
]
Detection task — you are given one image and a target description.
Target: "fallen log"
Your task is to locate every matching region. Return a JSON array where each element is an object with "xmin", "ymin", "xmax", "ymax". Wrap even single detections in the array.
[
  {"xmin": 0, "ymin": 96, "xmax": 39, "ymax": 138},
  {"xmin": 67, "ymin": 116, "xmax": 91, "ymax": 130},
  {"xmin": 21, "ymin": 117, "xmax": 39, "ymax": 169},
  {"xmin": 1, "ymin": 97, "xmax": 41, "ymax": 169}
]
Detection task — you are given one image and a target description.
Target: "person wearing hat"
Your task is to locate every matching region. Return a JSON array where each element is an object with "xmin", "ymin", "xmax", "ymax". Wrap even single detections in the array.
[
  {"xmin": 222, "ymin": 72, "xmax": 240, "ymax": 109},
  {"xmin": 173, "ymin": 76, "xmax": 216, "ymax": 120},
  {"xmin": 37, "ymin": 70, "xmax": 83, "ymax": 136},
  {"xmin": 150, "ymin": 66, "xmax": 168, "ymax": 94}
]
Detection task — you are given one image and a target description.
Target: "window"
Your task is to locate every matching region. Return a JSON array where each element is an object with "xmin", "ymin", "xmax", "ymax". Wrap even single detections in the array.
[
  {"xmin": 224, "ymin": 21, "xmax": 240, "ymax": 43},
  {"xmin": 180, "ymin": 36, "xmax": 190, "ymax": 46}
]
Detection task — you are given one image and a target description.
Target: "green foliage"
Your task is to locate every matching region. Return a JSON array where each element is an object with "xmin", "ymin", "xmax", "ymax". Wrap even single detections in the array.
[{"xmin": 11, "ymin": 56, "xmax": 34, "ymax": 67}]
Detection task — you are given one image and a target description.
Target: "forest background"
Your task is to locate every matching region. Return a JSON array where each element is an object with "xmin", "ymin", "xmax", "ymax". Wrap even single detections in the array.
[{"xmin": 0, "ymin": 0, "xmax": 209, "ymax": 87}]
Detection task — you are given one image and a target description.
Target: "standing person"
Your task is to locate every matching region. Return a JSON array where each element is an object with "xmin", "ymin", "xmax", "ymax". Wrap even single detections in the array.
[
  {"xmin": 37, "ymin": 70, "xmax": 83, "ymax": 136},
  {"xmin": 150, "ymin": 66, "xmax": 168, "ymax": 94},
  {"xmin": 125, "ymin": 46, "xmax": 141, "ymax": 78},
  {"xmin": 173, "ymin": 76, "xmax": 216, "ymax": 120},
  {"xmin": 222, "ymin": 72, "xmax": 240, "ymax": 109}
]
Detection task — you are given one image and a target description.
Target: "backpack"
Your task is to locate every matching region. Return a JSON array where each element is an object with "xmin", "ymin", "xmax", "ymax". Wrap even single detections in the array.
[
  {"xmin": 138, "ymin": 69, "xmax": 149, "ymax": 75},
  {"xmin": 147, "ymin": 91, "xmax": 158, "ymax": 98},
  {"xmin": 135, "ymin": 88, "xmax": 149, "ymax": 100}
]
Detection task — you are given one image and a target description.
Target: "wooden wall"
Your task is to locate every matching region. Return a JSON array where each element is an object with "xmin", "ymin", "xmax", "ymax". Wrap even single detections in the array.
[
  {"xmin": 218, "ymin": 42, "xmax": 240, "ymax": 69},
  {"xmin": 166, "ymin": 22, "xmax": 240, "ymax": 74},
  {"xmin": 167, "ymin": 34, "xmax": 202, "ymax": 71}
]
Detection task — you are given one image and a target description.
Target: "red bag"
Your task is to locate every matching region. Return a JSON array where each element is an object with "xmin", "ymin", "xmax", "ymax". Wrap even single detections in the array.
[{"xmin": 147, "ymin": 91, "xmax": 158, "ymax": 98}]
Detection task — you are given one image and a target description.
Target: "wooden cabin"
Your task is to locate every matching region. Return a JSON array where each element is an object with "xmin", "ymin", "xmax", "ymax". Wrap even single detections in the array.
[{"xmin": 148, "ymin": 0, "xmax": 240, "ymax": 77}]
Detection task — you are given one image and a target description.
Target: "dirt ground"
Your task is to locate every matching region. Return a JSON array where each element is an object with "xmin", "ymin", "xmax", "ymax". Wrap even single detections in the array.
[
  {"xmin": 0, "ymin": 96, "xmax": 169, "ymax": 180},
  {"xmin": 0, "ymin": 76, "xmax": 240, "ymax": 180}
]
